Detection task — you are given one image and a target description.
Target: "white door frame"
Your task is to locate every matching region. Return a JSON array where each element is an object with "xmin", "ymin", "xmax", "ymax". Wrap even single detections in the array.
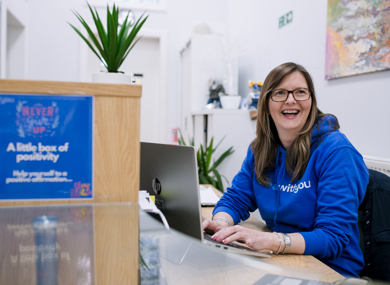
[
  {"xmin": 0, "ymin": 1, "xmax": 6, "ymax": 78},
  {"xmin": 78, "ymin": 28, "xmax": 168, "ymax": 143}
]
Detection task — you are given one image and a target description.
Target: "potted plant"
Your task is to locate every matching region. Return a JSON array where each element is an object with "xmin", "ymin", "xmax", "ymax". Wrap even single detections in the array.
[
  {"xmin": 178, "ymin": 129, "xmax": 234, "ymax": 193},
  {"xmin": 68, "ymin": 2, "xmax": 148, "ymax": 83}
]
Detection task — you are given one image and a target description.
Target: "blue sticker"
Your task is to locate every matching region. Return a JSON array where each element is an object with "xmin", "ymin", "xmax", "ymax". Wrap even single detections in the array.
[{"xmin": 0, "ymin": 94, "xmax": 93, "ymax": 200}]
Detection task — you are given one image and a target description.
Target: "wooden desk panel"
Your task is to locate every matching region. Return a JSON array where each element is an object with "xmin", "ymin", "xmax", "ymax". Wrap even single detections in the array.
[
  {"xmin": 93, "ymin": 95, "xmax": 140, "ymax": 203},
  {"xmin": 94, "ymin": 204, "xmax": 139, "ymax": 284}
]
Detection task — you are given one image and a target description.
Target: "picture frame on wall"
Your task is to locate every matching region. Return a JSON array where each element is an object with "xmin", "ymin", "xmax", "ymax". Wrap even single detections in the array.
[{"xmin": 325, "ymin": 0, "xmax": 390, "ymax": 80}]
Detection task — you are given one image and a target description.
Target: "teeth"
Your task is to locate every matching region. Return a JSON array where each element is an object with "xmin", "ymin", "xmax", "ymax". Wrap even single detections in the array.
[{"xmin": 282, "ymin": 110, "xmax": 299, "ymax": 114}]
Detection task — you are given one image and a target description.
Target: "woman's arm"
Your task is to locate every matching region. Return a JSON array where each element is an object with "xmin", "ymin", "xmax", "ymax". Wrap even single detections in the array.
[
  {"xmin": 300, "ymin": 146, "xmax": 368, "ymax": 259},
  {"xmin": 209, "ymin": 225, "xmax": 305, "ymax": 254},
  {"xmin": 204, "ymin": 210, "xmax": 305, "ymax": 254},
  {"xmin": 212, "ymin": 146, "xmax": 258, "ymax": 224}
]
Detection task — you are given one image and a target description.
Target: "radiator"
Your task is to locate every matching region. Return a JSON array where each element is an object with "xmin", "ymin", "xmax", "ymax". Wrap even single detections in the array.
[{"xmin": 363, "ymin": 155, "xmax": 390, "ymax": 177}]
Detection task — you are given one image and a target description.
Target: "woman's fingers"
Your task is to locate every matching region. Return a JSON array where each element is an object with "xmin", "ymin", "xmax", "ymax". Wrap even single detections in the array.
[
  {"xmin": 212, "ymin": 225, "xmax": 245, "ymax": 241},
  {"xmin": 202, "ymin": 218, "xmax": 212, "ymax": 231},
  {"xmin": 221, "ymin": 231, "xmax": 245, "ymax": 244},
  {"xmin": 202, "ymin": 217, "xmax": 222, "ymax": 234},
  {"xmin": 211, "ymin": 226, "xmax": 265, "ymax": 251}
]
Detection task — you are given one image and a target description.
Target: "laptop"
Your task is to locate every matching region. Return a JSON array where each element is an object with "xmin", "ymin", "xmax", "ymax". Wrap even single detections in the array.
[{"xmin": 140, "ymin": 142, "xmax": 270, "ymax": 258}]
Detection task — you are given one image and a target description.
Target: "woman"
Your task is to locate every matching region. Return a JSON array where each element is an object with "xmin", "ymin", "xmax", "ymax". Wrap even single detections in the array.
[{"xmin": 202, "ymin": 62, "xmax": 368, "ymax": 277}]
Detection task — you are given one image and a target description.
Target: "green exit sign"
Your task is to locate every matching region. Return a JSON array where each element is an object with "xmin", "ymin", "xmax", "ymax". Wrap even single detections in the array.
[{"xmin": 279, "ymin": 11, "xmax": 293, "ymax": 28}]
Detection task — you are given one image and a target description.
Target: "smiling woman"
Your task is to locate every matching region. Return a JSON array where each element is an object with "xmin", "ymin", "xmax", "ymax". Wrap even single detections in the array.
[{"xmin": 202, "ymin": 62, "xmax": 369, "ymax": 278}]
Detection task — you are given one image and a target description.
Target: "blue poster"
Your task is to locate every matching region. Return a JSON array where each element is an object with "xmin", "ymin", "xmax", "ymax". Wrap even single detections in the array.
[{"xmin": 0, "ymin": 94, "xmax": 93, "ymax": 200}]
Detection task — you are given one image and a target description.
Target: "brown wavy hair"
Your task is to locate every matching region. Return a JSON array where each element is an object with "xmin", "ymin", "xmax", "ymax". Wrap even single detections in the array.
[{"xmin": 250, "ymin": 62, "xmax": 339, "ymax": 186}]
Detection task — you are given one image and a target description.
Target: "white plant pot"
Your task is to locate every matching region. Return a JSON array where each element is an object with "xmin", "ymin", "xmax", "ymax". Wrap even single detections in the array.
[
  {"xmin": 220, "ymin": 95, "xmax": 241, "ymax": 110},
  {"xmin": 92, "ymin": 72, "xmax": 132, "ymax": 84}
]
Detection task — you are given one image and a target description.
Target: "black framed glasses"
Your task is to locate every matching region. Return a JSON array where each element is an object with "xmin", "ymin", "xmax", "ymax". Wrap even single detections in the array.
[{"xmin": 268, "ymin": 88, "xmax": 311, "ymax": 102}]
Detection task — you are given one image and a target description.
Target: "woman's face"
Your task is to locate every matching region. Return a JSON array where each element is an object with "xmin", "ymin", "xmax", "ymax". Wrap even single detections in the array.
[{"xmin": 268, "ymin": 71, "xmax": 312, "ymax": 140}]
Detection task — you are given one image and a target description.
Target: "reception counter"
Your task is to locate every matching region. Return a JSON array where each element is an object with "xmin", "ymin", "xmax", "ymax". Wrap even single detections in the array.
[
  {"xmin": 0, "ymin": 203, "xmax": 343, "ymax": 285},
  {"xmin": 1, "ymin": 203, "xmax": 374, "ymax": 285}
]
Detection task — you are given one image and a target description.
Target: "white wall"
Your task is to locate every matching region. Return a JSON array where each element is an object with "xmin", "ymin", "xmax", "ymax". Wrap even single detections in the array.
[
  {"xmin": 23, "ymin": 0, "xmax": 228, "ymax": 144},
  {"xmin": 232, "ymin": 0, "xmax": 390, "ymax": 159},
  {"xmin": 14, "ymin": 0, "xmax": 390, "ymax": 160},
  {"xmin": 26, "ymin": 0, "xmax": 82, "ymax": 82}
]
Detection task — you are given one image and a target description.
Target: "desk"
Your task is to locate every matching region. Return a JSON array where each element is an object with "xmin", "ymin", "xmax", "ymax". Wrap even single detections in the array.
[
  {"xmin": 0, "ymin": 202, "xmax": 359, "ymax": 284},
  {"xmin": 200, "ymin": 185, "xmax": 345, "ymax": 284},
  {"xmin": 143, "ymin": 209, "xmax": 342, "ymax": 284}
]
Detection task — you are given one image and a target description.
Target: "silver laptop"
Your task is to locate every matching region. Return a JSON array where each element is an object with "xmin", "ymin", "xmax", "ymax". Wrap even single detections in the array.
[{"xmin": 140, "ymin": 142, "xmax": 270, "ymax": 258}]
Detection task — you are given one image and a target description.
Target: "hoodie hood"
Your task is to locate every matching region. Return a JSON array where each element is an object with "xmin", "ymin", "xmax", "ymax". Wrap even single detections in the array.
[
  {"xmin": 275, "ymin": 115, "xmax": 338, "ymax": 172},
  {"xmin": 310, "ymin": 115, "xmax": 339, "ymax": 150}
]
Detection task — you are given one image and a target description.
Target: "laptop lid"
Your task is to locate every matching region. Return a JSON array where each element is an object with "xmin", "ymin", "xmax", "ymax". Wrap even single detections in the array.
[
  {"xmin": 140, "ymin": 142, "xmax": 203, "ymax": 240},
  {"xmin": 140, "ymin": 142, "xmax": 271, "ymax": 258}
]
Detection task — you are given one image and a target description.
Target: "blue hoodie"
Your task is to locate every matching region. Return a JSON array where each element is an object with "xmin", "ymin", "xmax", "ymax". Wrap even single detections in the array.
[{"xmin": 213, "ymin": 116, "xmax": 369, "ymax": 277}]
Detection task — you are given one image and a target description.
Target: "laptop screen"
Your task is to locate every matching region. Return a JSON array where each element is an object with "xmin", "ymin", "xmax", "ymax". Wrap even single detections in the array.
[{"xmin": 140, "ymin": 142, "xmax": 203, "ymax": 240}]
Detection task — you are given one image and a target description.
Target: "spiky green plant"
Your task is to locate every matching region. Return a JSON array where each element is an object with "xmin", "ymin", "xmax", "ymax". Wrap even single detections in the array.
[
  {"xmin": 68, "ymin": 2, "xmax": 148, "ymax": 73},
  {"xmin": 178, "ymin": 129, "xmax": 234, "ymax": 193}
]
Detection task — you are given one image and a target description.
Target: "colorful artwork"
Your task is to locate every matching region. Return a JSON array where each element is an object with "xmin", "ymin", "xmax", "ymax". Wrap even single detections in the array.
[
  {"xmin": 15, "ymin": 101, "xmax": 60, "ymax": 137},
  {"xmin": 325, "ymin": 0, "xmax": 390, "ymax": 80}
]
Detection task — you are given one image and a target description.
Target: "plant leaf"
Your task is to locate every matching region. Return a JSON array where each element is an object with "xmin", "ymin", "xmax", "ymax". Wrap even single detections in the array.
[
  {"xmin": 68, "ymin": 23, "xmax": 104, "ymax": 67},
  {"xmin": 73, "ymin": 10, "xmax": 104, "ymax": 54},
  {"xmin": 117, "ymin": 12, "xmax": 131, "ymax": 49},
  {"xmin": 212, "ymin": 169, "xmax": 224, "ymax": 193},
  {"xmin": 118, "ymin": 36, "xmax": 142, "ymax": 67},
  {"xmin": 196, "ymin": 149, "xmax": 202, "ymax": 174},
  {"xmin": 70, "ymin": 11, "xmax": 107, "ymax": 66},
  {"xmin": 198, "ymin": 145, "xmax": 207, "ymax": 175},
  {"xmin": 87, "ymin": 3, "xmax": 108, "ymax": 61},
  {"xmin": 174, "ymin": 131, "xmax": 234, "ymax": 192},
  {"xmin": 177, "ymin": 128, "xmax": 186, "ymax": 146},
  {"xmin": 199, "ymin": 173, "xmax": 209, "ymax": 185},
  {"xmin": 220, "ymin": 174, "xmax": 230, "ymax": 186},
  {"xmin": 106, "ymin": 4, "xmax": 118, "ymax": 72},
  {"xmin": 114, "ymin": 13, "xmax": 148, "ymax": 70},
  {"xmin": 210, "ymin": 146, "xmax": 234, "ymax": 171},
  {"xmin": 209, "ymin": 177, "xmax": 217, "ymax": 188},
  {"xmin": 213, "ymin": 135, "xmax": 226, "ymax": 153},
  {"xmin": 178, "ymin": 136, "xmax": 186, "ymax": 146},
  {"xmin": 205, "ymin": 137, "xmax": 213, "ymax": 174}
]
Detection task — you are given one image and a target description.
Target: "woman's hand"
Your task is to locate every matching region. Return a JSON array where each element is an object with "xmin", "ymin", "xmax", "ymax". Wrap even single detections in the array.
[
  {"xmin": 209, "ymin": 225, "xmax": 276, "ymax": 252},
  {"xmin": 202, "ymin": 216, "xmax": 228, "ymax": 235}
]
